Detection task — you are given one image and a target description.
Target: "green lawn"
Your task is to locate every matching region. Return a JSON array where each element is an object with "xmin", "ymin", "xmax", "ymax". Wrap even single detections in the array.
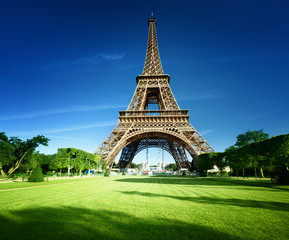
[{"xmin": 0, "ymin": 176, "xmax": 288, "ymax": 240}]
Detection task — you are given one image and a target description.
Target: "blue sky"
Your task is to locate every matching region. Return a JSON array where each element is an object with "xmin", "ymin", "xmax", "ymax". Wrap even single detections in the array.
[{"xmin": 1, "ymin": 0, "xmax": 289, "ymax": 165}]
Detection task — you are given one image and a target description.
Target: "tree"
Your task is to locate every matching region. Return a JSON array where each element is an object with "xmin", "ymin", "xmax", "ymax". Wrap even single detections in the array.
[
  {"xmin": 225, "ymin": 133, "xmax": 289, "ymax": 183},
  {"xmin": 225, "ymin": 146, "xmax": 241, "ymax": 176},
  {"xmin": 52, "ymin": 148, "xmax": 101, "ymax": 176},
  {"xmin": 102, "ymin": 161, "xmax": 107, "ymax": 171},
  {"xmin": 0, "ymin": 132, "xmax": 9, "ymax": 142},
  {"xmin": 211, "ymin": 152, "xmax": 227, "ymax": 175},
  {"xmin": 92, "ymin": 154, "xmax": 101, "ymax": 171},
  {"xmin": 41, "ymin": 154, "xmax": 56, "ymax": 174},
  {"xmin": 73, "ymin": 150, "xmax": 86, "ymax": 176},
  {"xmin": 129, "ymin": 162, "xmax": 138, "ymax": 169},
  {"xmin": 198, "ymin": 153, "xmax": 215, "ymax": 176},
  {"xmin": 235, "ymin": 129, "xmax": 269, "ymax": 147},
  {"xmin": 29, "ymin": 152, "xmax": 55, "ymax": 174},
  {"xmin": 267, "ymin": 134, "xmax": 289, "ymax": 184},
  {"xmin": 25, "ymin": 151, "xmax": 43, "ymax": 174},
  {"xmin": 0, "ymin": 132, "xmax": 50, "ymax": 175},
  {"xmin": 233, "ymin": 130, "xmax": 269, "ymax": 177},
  {"xmin": 0, "ymin": 140, "xmax": 15, "ymax": 176},
  {"xmin": 102, "ymin": 162, "xmax": 110, "ymax": 176},
  {"xmin": 51, "ymin": 149, "xmax": 69, "ymax": 176},
  {"xmin": 85, "ymin": 153, "xmax": 99, "ymax": 174},
  {"xmin": 165, "ymin": 163, "xmax": 178, "ymax": 171},
  {"xmin": 237, "ymin": 146, "xmax": 254, "ymax": 178}
]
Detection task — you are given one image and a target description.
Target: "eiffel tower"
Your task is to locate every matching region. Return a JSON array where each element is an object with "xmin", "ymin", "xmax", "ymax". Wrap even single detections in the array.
[{"xmin": 95, "ymin": 16, "xmax": 214, "ymax": 169}]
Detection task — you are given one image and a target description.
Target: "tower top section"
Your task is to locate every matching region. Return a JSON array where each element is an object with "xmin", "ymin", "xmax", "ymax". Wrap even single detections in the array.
[{"xmin": 142, "ymin": 16, "xmax": 164, "ymax": 75}]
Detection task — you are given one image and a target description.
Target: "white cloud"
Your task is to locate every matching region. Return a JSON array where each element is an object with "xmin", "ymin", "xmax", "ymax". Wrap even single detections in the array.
[
  {"xmin": 44, "ymin": 52, "xmax": 125, "ymax": 68},
  {"xmin": 6, "ymin": 120, "xmax": 117, "ymax": 136},
  {"xmin": 70, "ymin": 55, "xmax": 100, "ymax": 65},
  {"xmin": 199, "ymin": 129, "xmax": 214, "ymax": 136},
  {"xmin": 41, "ymin": 121, "xmax": 117, "ymax": 134},
  {"xmin": 0, "ymin": 104, "xmax": 126, "ymax": 121},
  {"xmin": 100, "ymin": 53, "xmax": 125, "ymax": 61}
]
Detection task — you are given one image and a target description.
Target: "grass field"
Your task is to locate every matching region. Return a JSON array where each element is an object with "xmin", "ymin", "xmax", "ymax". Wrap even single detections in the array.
[{"xmin": 0, "ymin": 176, "xmax": 288, "ymax": 240}]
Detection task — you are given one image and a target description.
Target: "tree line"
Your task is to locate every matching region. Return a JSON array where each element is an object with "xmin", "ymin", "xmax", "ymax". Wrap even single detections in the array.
[
  {"xmin": 1, "ymin": 130, "xmax": 289, "ymax": 184},
  {"xmin": 51, "ymin": 148, "xmax": 101, "ymax": 176},
  {"xmin": 0, "ymin": 132, "xmax": 102, "ymax": 177},
  {"xmin": 198, "ymin": 130, "xmax": 289, "ymax": 184}
]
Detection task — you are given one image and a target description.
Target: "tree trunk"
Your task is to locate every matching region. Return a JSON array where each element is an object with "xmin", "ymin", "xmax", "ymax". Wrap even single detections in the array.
[
  {"xmin": 68, "ymin": 156, "xmax": 70, "ymax": 176},
  {"xmin": 8, "ymin": 147, "xmax": 33, "ymax": 175},
  {"xmin": 79, "ymin": 169, "xmax": 82, "ymax": 177},
  {"xmin": 0, "ymin": 165, "xmax": 7, "ymax": 177},
  {"xmin": 60, "ymin": 169, "xmax": 62, "ymax": 177},
  {"xmin": 242, "ymin": 169, "xmax": 245, "ymax": 178},
  {"xmin": 254, "ymin": 167, "xmax": 257, "ymax": 178},
  {"xmin": 260, "ymin": 168, "xmax": 264, "ymax": 178}
]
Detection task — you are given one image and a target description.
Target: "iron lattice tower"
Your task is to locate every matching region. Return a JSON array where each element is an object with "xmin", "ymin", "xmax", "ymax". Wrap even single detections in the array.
[{"xmin": 95, "ymin": 16, "xmax": 214, "ymax": 169}]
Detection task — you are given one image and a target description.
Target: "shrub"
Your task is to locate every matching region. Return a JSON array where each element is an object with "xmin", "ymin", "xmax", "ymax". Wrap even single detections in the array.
[
  {"xmin": 199, "ymin": 170, "xmax": 207, "ymax": 177},
  {"xmin": 28, "ymin": 165, "xmax": 44, "ymax": 182},
  {"xmin": 104, "ymin": 169, "xmax": 110, "ymax": 177}
]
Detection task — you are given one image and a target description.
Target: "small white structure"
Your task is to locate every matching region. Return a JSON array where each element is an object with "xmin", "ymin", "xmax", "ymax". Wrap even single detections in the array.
[
  {"xmin": 207, "ymin": 165, "xmax": 230, "ymax": 174},
  {"xmin": 125, "ymin": 168, "xmax": 137, "ymax": 175}
]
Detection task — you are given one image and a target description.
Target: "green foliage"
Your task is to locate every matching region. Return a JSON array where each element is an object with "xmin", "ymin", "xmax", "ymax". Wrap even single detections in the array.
[
  {"xmin": 136, "ymin": 163, "xmax": 142, "ymax": 170},
  {"xmin": 1, "ymin": 133, "xmax": 106, "ymax": 177},
  {"xmin": 28, "ymin": 164, "xmax": 44, "ymax": 182},
  {"xmin": 225, "ymin": 134, "xmax": 289, "ymax": 184},
  {"xmin": 226, "ymin": 129, "xmax": 269, "ymax": 177},
  {"xmin": 198, "ymin": 153, "xmax": 214, "ymax": 176},
  {"xmin": 261, "ymin": 134, "xmax": 289, "ymax": 184},
  {"xmin": 101, "ymin": 161, "xmax": 109, "ymax": 176},
  {"xmin": 0, "ymin": 132, "xmax": 9, "ymax": 142},
  {"xmin": 0, "ymin": 140, "xmax": 15, "ymax": 167},
  {"xmin": 9, "ymin": 135, "xmax": 50, "ymax": 161},
  {"xmin": 104, "ymin": 169, "xmax": 110, "ymax": 177},
  {"xmin": 52, "ymin": 148, "xmax": 101, "ymax": 176},
  {"xmin": 165, "ymin": 163, "xmax": 178, "ymax": 171},
  {"xmin": 235, "ymin": 129, "xmax": 269, "ymax": 147},
  {"xmin": 198, "ymin": 152, "xmax": 227, "ymax": 176},
  {"xmin": 30, "ymin": 152, "xmax": 55, "ymax": 174},
  {"xmin": 101, "ymin": 161, "xmax": 107, "ymax": 171},
  {"xmin": 50, "ymin": 148, "xmax": 68, "ymax": 172},
  {"xmin": 129, "ymin": 162, "xmax": 142, "ymax": 169},
  {"xmin": 188, "ymin": 161, "xmax": 197, "ymax": 172},
  {"xmin": 0, "ymin": 132, "xmax": 50, "ymax": 175},
  {"xmin": 211, "ymin": 152, "xmax": 227, "ymax": 175},
  {"xmin": 225, "ymin": 146, "xmax": 251, "ymax": 177}
]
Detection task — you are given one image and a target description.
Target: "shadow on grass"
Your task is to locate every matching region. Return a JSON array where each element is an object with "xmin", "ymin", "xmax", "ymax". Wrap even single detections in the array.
[
  {"xmin": 115, "ymin": 176, "xmax": 288, "ymax": 191},
  {"xmin": 115, "ymin": 176, "xmax": 229, "ymax": 186},
  {"xmin": 119, "ymin": 190, "xmax": 289, "ymax": 212},
  {"xmin": 0, "ymin": 207, "xmax": 241, "ymax": 240}
]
